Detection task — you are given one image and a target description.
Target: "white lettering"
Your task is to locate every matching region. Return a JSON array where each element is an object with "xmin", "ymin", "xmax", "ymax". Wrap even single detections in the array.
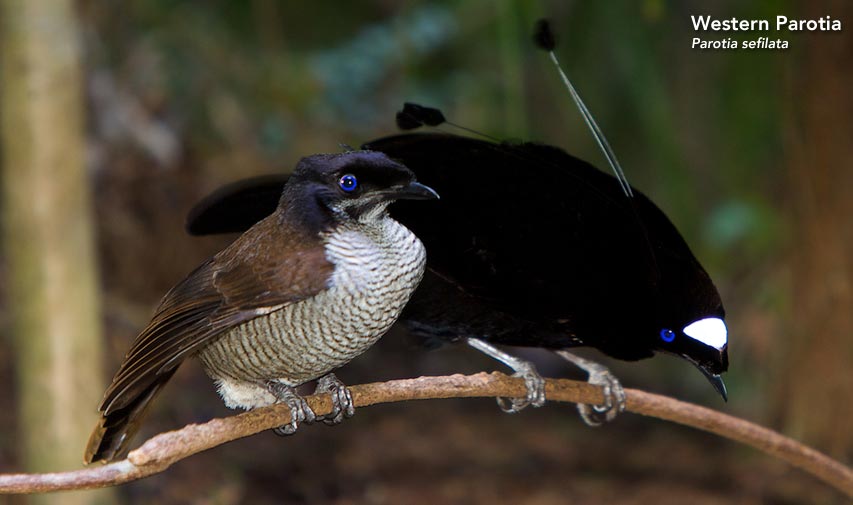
[
  {"xmin": 778, "ymin": 15, "xmax": 843, "ymax": 31},
  {"xmin": 693, "ymin": 16, "xmax": 769, "ymax": 31},
  {"xmin": 691, "ymin": 38, "xmax": 739, "ymax": 50},
  {"xmin": 691, "ymin": 15, "xmax": 710, "ymax": 30}
]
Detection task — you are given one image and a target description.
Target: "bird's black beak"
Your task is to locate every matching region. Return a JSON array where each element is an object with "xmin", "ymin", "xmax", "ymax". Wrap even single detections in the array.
[
  {"xmin": 681, "ymin": 345, "xmax": 728, "ymax": 402},
  {"xmin": 688, "ymin": 345, "xmax": 729, "ymax": 402},
  {"xmin": 698, "ymin": 366, "xmax": 728, "ymax": 402},
  {"xmin": 389, "ymin": 181, "xmax": 440, "ymax": 201}
]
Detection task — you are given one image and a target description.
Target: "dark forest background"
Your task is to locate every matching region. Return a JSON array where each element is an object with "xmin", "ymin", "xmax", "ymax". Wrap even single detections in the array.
[{"xmin": 0, "ymin": 1, "xmax": 850, "ymax": 504}]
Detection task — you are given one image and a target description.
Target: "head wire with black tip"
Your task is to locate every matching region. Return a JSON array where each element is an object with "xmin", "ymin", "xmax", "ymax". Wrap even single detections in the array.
[
  {"xmin": 395, "ymin": 102, "xmax": 503, "ymax": 143},
  {"xmin": 534, "ymin": 19, "xmax": 633, "ymax": 198}
]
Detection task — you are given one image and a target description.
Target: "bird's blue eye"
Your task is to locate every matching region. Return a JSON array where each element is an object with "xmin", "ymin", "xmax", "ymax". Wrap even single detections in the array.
[
  {"xmin": 660, "ymin": 329, "xmax": 676, "ymax": 343},
  {"xmin": 339, "ymin": 174, "xmax": 357, "ymax": 192}
]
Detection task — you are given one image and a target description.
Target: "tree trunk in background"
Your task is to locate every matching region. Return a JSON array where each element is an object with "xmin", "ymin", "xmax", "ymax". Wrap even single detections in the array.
[
  {"xmin": 779, "ymin": 1, "xmax": 853, "ymax": 460},
  {"xmin": 0, "ymin": 1, "xmax": 114, "ymax": 504}
]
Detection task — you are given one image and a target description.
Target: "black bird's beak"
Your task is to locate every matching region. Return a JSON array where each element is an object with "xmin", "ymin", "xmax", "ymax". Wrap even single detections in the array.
[
  {"xmin": 390, "ymin": 181, "xmax": 440, "ymax": 201},
  {"xmin": 708, "ymin": 344, "xmax": 730, "ymax": 401},
  {"xmin": 698, "ymin": 367, "xmax": 728, "ymax": 402},
  {"xmin": 683, "ymin": 346, "xmax": 728, "ymax": 402}
]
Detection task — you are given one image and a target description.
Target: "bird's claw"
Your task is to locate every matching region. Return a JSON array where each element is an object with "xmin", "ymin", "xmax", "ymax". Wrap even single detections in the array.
[
  {"xmin": 313, "ymin": 373, "xmax": 355, "ymax": 426},
  {"xmin": 496, "ymin": 362, "xmax": 546, "ymax": 414},
  {"xmin": 463, "ymin": 338, "xmax": 547, "ymax": 414},
  {"xmin": 267, "ymin": 382, "xmax": 316, "ymax": 436},
  {"xmin": 554, "ymin": 350, "xmax": 625, "ymax": 426},
  {"xmin": 577, "ymin": 366, "xmax": 625, "ymax": 426}
]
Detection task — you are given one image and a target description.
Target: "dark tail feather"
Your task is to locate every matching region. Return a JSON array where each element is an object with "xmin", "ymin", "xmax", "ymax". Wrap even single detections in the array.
[{"xmin": 84, "ymin": 370, "xmax": 176, "ymax": 464}]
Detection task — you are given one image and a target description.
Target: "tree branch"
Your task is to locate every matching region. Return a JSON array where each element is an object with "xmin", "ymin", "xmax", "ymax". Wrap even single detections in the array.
[{"xmin": 0, "ymin": 373, "xmax": 851, "ymax": 497}]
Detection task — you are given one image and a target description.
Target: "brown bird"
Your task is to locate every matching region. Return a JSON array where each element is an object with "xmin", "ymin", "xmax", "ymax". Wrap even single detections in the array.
[{"xmin": 85, "ymin": 151, "xmax": 439, "ymax": 464}]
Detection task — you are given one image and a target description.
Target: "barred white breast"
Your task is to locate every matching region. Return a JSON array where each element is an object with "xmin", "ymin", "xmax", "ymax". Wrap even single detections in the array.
[{"xmin": 198, "ymin": 216, "xmax": 426, "ymax": 410}]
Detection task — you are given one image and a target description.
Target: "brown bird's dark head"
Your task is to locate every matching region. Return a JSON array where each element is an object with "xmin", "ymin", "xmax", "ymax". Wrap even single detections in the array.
[{"xmin": 279, "ymin": 151, "xmax": 439, "ymax": 229}]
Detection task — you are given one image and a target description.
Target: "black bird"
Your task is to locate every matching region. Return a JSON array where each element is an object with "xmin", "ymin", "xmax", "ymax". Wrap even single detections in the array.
[
  {"xmin": 85, "ymin": 151, "xmax": 438, "ymax": 464},
  {"xmin": 185, "ymin": 131, "xmax": 729, "ymax": 424}
]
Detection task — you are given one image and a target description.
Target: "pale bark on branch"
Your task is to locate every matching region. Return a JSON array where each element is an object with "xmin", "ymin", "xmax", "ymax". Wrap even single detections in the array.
[{"xmin": 0, "ymin": 373, "xmax": 850, "ymax": 497}]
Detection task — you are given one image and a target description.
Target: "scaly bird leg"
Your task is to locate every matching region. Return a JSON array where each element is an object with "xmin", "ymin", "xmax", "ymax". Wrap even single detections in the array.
[
  {"xmin": 266, "ymin": 381, "xmax": 317, "ymax": 435},
  {"xmin": 466, "ymin": 338, "xmax": 546, "ymax": 413},
  {"xmin": 554, "ymin": 350, "xmax": 625, "ymax": 426},
  {"xmin": 313, "ymin": 372, "xmax": 355, "ymax": 426}
]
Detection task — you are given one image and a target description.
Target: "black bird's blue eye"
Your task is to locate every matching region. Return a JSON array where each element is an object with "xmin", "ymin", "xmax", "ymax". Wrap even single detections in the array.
[
  {"xmin": 339, "ymin": 174, "xmax": 358, "ymax": 192},
  {"xmin": 659, "ymin": 329, "xmax": 676, "ymax": 343}
]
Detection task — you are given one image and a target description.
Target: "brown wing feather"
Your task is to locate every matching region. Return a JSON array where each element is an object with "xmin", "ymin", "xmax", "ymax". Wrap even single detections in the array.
[{"xmin": 99, "ymin": 215, "xmax": 334, "ymax": 415}]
